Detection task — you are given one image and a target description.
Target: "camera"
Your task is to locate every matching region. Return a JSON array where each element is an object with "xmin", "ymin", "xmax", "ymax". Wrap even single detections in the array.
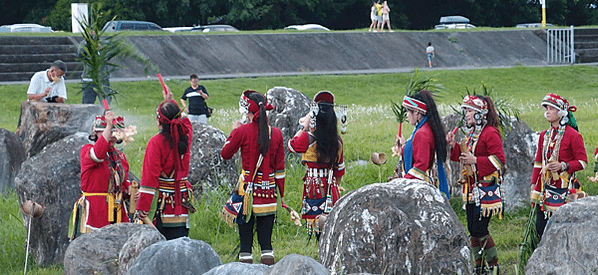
[{"xmin": 45, "ymin": 95, "xmax": 59, "ymax": 103}]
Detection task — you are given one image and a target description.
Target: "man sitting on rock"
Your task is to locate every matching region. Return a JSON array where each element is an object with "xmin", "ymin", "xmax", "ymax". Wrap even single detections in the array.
[{"xmin": 27, "ymin": 60, "xmax": 68, "ymax": 103}]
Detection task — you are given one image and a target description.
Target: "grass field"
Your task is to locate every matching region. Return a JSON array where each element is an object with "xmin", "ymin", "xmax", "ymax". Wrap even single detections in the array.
[{"xmin": 1, "ymin": 65, "xmax": 597, "ymax": 274}]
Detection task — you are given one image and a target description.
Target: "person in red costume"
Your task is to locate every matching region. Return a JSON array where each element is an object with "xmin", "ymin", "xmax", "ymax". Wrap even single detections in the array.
[
  {"xmin": 446, "ymin": 95, "xmax": 505, "ymax": 275},
  {"xmin": 530, "ymin": 93, "xmax": 587, "ymax": 239},
  {"xmin": 70, "ymin": 110, "xmax": 131, "ymax": 239},
  {"xmin": 137, "ymin": 90, "xmax": 194, "ymax": 240},
  {"xmin": 396, "ymin": 90, "xmax": 449, "ymax": 197},
  {"xmin": 221, "ymin": 90, "xmax": 286, "ymax": 265},
  {"xmin": 288, "ymin": 91, "xmax": 345, "ymax": 239}
]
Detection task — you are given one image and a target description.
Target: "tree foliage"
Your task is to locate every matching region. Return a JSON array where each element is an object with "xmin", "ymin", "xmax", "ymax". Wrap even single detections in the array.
[{"xmin": 2, "ymin": 0, "xmax": 598, "ymax": 31}]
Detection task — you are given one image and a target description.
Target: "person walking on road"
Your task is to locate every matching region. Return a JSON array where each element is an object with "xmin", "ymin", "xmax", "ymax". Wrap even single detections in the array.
[{"xmin": 426, "ymin": 42, "xmax": 435, "ymax": 68}]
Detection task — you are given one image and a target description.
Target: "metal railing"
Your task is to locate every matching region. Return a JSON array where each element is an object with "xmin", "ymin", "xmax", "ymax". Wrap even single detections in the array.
[{"xmin": 547, "ymin": 25, "xmax": 575, "ymax": 64}]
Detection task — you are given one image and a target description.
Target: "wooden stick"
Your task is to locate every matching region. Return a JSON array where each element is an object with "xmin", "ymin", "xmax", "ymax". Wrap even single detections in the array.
[
  {"xmin": 129, "ymin": 180, "xmax": 138, "ymax": 214},
  {"xmin": 460, "ymin": 140, "xmax": 474, "ymax": 176}
]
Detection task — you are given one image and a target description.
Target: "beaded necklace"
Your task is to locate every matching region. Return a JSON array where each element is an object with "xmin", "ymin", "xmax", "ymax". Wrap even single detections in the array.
[{"xmin": 542, "ymin": 125, "xmax": 565, "ymax": 166}]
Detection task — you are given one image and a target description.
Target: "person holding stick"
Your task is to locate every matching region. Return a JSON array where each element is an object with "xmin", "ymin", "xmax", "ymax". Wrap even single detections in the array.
[
  {"xmin": 288, "ymin": 91, "xmax": 346, "ymax": 239},
  {"xmin": 136, "ymin": 88, "xmax": 194, "ymax": 240},
  {"xmin": 396, "ymin": 90, "xmax": 449, "ymax": 197},
  {"xmin": 69, "ymin": 108, "xmax": 131, "ymax": 239},
  {"xmin": 221, "ymin": 90, "xmax": 286, "ymax": 265},
  {"xmin": 446, "ymin": 95, "xmax": 505, "ymax": 275},
  {"xmin": 530, "ymin": 93, "xmax": 587, "ymax": 239}
]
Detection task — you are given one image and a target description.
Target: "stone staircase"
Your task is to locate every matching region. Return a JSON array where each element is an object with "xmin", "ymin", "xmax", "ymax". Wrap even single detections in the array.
[
  {"xmin": 574, "ymin": 28, "xmax": 598, "ymax": 63},
  {"xmin": 0, "ymin": 36, "xmax": 83, "ymax": 82}
]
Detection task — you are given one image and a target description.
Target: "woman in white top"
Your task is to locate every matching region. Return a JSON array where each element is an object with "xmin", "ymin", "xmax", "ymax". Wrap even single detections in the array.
[
  {"xmin": 381, "ymin": 1, "xmax": 393, "ymax": 32},
  {"xmin": 369, "ymin": 2, "xmax": 378, "ymax": 32}
]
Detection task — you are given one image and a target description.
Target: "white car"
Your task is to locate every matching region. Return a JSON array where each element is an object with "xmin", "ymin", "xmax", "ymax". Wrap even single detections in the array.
[
  {"xmin": 0, "ymin": 23, "xmax": 54, "ymax": 33},
  {"xmin": 163, "ymin": 27, "xmax": 194, "ymax": 33},
  {"xmin": 434, "ymin": 23, "xmax": 476, "ymax": 30},
  {"xmin": 284, "ymin": 24, "xmax": 330, "ymax": 31},
  {"xmin": 516, "ymin": 23, "xmax": 554, "ymax": 28},
  {"xmin": 434, "ymin": 15, "xmax": 475, "ymax": 29}
]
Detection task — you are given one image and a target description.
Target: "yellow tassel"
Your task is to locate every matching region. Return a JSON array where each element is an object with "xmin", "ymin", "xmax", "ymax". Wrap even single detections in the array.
[
  {"xmin": 108, "ymin": 194, "xmax": 116, "ymax": 222},
  {"xmin": 220, "ymin": 209, "xmax": 236, "ymax": 227}
]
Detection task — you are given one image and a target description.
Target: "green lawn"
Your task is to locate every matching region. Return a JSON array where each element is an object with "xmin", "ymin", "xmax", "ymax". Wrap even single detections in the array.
[{"xmin": 1, "ymin": 65, "xmax": 597, "ymax": 274}]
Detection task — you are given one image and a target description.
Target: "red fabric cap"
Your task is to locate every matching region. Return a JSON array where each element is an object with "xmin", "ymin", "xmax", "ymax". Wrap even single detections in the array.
[{"xmin": 314, "ymin": 91, "xmax": 335, "ymax": 103}]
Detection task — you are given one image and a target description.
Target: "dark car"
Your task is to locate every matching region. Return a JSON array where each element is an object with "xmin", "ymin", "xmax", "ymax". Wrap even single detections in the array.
[
  {"xmin": 103, "ymin": 20, "xmax": 163, "ymax": 32},
  {"xmin": 191, "ymin": 25, "xmax": 239, "ymax": 33}
]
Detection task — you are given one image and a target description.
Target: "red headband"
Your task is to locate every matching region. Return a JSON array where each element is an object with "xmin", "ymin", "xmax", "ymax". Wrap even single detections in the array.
[
  {"xmin": 93, "ymin": 115, "xmax": 125, "ymax": 132},
  {"xmin": 241, "ymin": 90, "xmax": 274, "ymax": 113},
  {"xmin": 402, "ymin": 95, "xmax": 427, "ymax": 114}
]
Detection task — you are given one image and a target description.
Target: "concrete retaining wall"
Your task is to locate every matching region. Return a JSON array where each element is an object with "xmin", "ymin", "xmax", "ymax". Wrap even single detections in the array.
[{"xmin": 115, "ymin": 30, "xmax": 548, "ymax": 79}]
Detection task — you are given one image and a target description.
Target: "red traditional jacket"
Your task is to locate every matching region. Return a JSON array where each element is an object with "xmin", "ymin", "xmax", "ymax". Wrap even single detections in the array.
[
  {"xmin": 80, "ymin": 135, "xmax": 131, "ymax": 231},
  {"xmin": 450, "ymin": 125, "xmax": 505, "ymax": 201},
  {"xmin": 402, "ymin": 123, "xmax": 435, "ymax": 182},
  {"xmin": 137, "ymin": 117, "xmax": 193, "ymax": 227},
  {"xmin": 221, "ymin": 116, "xmax": 286, "ymax": 216},
  {"xmin": 531, "ymin": 125, "xmax": 587, "ymax": 201}
]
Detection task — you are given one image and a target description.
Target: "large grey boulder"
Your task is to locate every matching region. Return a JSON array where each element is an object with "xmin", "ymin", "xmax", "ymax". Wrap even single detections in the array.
[
  {"xmin": 266, "ymin": 254, "xmax": 329, "ymax": 275},
  {"xmin": 64, "ymin": 223, "xmax": 163, "ymax": 275},
  {"xmin": 319, "ymin": 179, "xmax": 472, "ymax": 275},
  {"xmin": 16, "ymin": 101, "xmax": 103, "ymax": 158},
  {"xmin": 127, "ymin": 237, "xmax": 222, "ymax": 275},
  {"xmin": 442, "ymin": 114, "xmax": 536, "ymax": 212},
  {"xmin": 204, "ymin": 262, "xmax": 271, "ymax": 275},
  {"xmin": 118, "ymin": 225, "xmax": 167, "ymax": 275},
  {"xmin": 526, "ymin": 196, "xmax": 598, "ymax": 275},
  {"xmin": 15, "ymin": 132, "xmax": 90, "ymax": 266},
  {"xmin": 501, "ymin": 118, "xmax": 538, "ymax": 211},
  {"xmin": 189, "ymin": 121, "xmax": 239, "ymax": 195},
  {"xmin": 0, "ymin": 128, "xmax": 26, "ymax": 193},
  {"xmin": 266, "ymin": 87, "xmax": 311, "ymax": 152}
]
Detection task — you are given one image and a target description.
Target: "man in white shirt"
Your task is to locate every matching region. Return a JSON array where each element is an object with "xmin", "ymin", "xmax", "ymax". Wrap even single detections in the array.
[{"xmin": 27, "ymin": 60, "xmax": 68, "ymax": 103}]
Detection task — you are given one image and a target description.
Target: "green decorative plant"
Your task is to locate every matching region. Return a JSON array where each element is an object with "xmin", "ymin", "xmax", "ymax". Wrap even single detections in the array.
[
  {"xmin": 451, "ymin": 83, "xmax": 522, "ymax": 137},
  {"xmin": 390, "ymin": 68, "xmax": 445, "ymax": 137},
  {"xmin": 77, "ymin": 4, "xmax": 158, "ymax": 103}
]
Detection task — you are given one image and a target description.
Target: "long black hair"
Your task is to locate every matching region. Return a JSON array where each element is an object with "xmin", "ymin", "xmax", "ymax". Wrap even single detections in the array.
[
  {"xmin": 159, "ymin": 101, "xmax": 189, "ymax": 156},
  {"xmin": 412, "ymin": 90, "xmax": 447, "ymax": 162},
  {"xmin": 315, "ymin": 102, "xmax": 340, "ymax": 166},
  {"xmin": 246, "ymin": 92, "xmax": 271, "ymax": 155},
  {"xmin": 479, "ymin": 95, "xmax": 500, "ymax": 128}
]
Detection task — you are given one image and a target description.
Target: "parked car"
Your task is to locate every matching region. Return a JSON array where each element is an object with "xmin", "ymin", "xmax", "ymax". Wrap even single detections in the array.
[
  {"xmin": 103, "ymin": 20, "xmax": 163, "ymax": 32},
  {"xmin": 191, "ymin": 25, "xmax": 239, "ymax": 33},
  {"xmin": 434, "ymin": 16, "xmax": 476, "ymax": 29},
  {"xmin": 163, "ymin": 27, "xmax": 194, "ymax": 33},
  {"xmin": 516, "ymin": 23, "xmax": 554, "ymax": 28},
  {"xmin": 0, "ymin": 23, "xmax": 53, "ymax": 33},
  {"xmin": 284, "ymin": 24, "xmax": 330, "ymax": 31}
]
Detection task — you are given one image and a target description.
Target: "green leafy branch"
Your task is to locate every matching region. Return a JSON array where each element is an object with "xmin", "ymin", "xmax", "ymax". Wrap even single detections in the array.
[
  {"xmin": 77, "ymin": 4, "xmax": 158, "ymax": 103},
  {"xmin": 390, "ymin": 68, "xmax": 446, "ymax": 125}
]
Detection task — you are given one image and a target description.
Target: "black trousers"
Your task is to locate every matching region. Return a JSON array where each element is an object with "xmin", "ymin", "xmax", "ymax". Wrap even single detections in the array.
[
  {"xmin": 159, "ymin": 226, "xmax": 189, "ymax": 240},
  {"xmin": 535, "ymin": 205, "xmax": 549, "ymax": 239},
  {"xmin": 466, "ymin": 203, "xmax": 492, "ymax": 237},
  {"xmin": 239, "ymin": 214, "xmax": 275, "ymax": 254}
]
